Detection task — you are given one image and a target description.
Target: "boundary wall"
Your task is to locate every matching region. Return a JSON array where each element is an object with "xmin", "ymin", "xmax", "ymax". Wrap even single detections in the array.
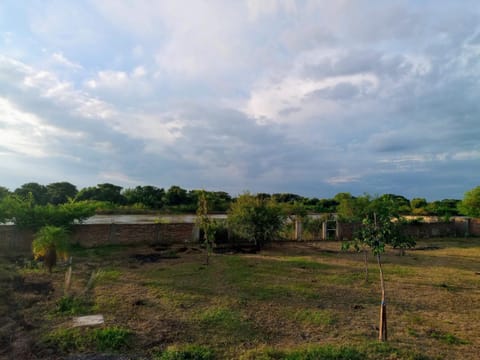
[{"xmin": 1, "ymin": 217, "xmax": 479, "ymax": 255}]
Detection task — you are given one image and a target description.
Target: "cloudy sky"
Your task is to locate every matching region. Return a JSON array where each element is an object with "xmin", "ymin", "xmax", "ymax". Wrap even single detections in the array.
[{"xmin": 0, "ymin": 1, "xmax": 479, "ymax": 200}]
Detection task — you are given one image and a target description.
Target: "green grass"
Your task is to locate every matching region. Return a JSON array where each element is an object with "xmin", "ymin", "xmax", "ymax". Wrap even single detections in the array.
[
  {"xmin": 55, "ymin": 295, "xmax": 91, "ymax": 315},
  {"xmin": 156, "ymin": 345, "xmax": 215, "ymax": 360},
  {"xmin": 43, "ymin": 326, "xmax": 132, "ymax": 352},
  {"xmin": 293, "ymin": 309, "xmax": 337, "ymax": 326},
  {"xmin": 19, "ymin": 238, "xmax": 480, "ymax": 359}
]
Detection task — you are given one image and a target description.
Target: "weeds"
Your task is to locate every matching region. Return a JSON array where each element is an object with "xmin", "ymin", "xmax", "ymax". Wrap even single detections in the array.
[
  {"xmin": 156, "ymin": 345, "xmax": 215, "ymax": 360},
  {"xmin": 293, "ymin": 309, "xmax": 337, "ymax": 326},
  {"xmin": 44, "ymin": 326, "xmax": 132, "ymax": 352},
  {"xmin": 55, "ymin": 295, "xmax": 91, "ymax": 315}
]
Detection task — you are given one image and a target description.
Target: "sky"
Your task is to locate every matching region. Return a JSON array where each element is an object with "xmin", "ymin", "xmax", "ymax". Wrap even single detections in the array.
[{"xmin": 0, "ymin": 0, "xmax": 479, "ymax": 200}]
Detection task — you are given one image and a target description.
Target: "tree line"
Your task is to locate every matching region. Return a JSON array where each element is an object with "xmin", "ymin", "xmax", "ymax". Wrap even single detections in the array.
[{"xmin": 0, "ymin": 181, "xmax": 478, "ymax": 218}]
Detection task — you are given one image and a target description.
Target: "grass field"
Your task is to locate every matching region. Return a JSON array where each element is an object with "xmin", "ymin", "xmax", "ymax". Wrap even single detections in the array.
[{"xmin": 8, "ymin": 238, "xmax": 480, "ymax": 359}]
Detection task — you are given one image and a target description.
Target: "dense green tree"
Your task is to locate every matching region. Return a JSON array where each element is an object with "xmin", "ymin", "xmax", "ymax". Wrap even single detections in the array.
[
  {"xmin": 410, "ymin": 198, "xmax": 428, "ymax": 215},
  {"xmin": 335, "ymin": 193, "xmax": 371, "ymax": 221},
  {"xmin": 315, "ymin": 198, "xmax": 339, "ymax": 213},
  {"xmin": 426, "ymin": 199, "xmax": 460, "ymax": 218},
  {"xmin": 123, "ymin": 186, "xmax": 165, "ymax": 209},
  {"xmin": 165, "ymin": 186, "xmax": 189, "ymax": 206},
  {"xmin": 14, "ymin": 182, "xmax": 48, "ymax": 205},
  {"xmin": 46, "ymin": 182, "xmax": 78, "ymax": 205},
  {"xmin": 458, "ymin": 186, "xmax": 480, "ymax": 217},
  {"xmin": 0, "ymin": 186, "xmax": 11, "ymax": 201},
  {"xmin": 228, "ymin": 192, "xmax": 285, "ymax": 250},
  {"xmin": 0, "ymin": 195, "xmax": 96, "ymax": 231},
  {"xmin": 378, "ymin": 194, "xmax": 411, "ymax": 214},
  {"xmin": 272, "ymin": 193, "xmax": 303, "ymax": 203},
  {"xmin": 76, "ymin": 183, "xmax": 126, "ymax": 204}
]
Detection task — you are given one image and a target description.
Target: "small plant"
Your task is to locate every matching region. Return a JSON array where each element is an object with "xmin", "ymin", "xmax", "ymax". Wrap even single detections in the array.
[
  {"xmin": 32, "ymin": 225, "xmax": 70, "ymax": 273},
  {"xmin": 156, "ymin": 344, "xmax": 215, "ymax": 360},
  {"xmin": 56, "ymin": 295, "xmax": 91, "ymax": 315},
  {"xmin": 92, "ymin": 327, "xmax": 132, "ymax": 351},
  {"xmin": 428, "ymin": 330, "xmax": 468, "ymax": 345},
  {"xmin": 196, "ymin": 191, "xmax": 216, "ymax": 265}
]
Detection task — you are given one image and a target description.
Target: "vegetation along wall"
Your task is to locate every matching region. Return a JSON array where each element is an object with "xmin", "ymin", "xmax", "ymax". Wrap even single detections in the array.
[{"xmin": 1, "ymin": 218, "xmax": 479, "ymax": 255}]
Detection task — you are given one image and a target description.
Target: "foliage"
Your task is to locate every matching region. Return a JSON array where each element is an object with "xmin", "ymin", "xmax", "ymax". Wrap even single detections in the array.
[
  {"xmin": 44, "ymin": 326, "xmax": 132, "ymax": 352},
  {"xmin": 196, "ymin": 191, "xmax": 216, "ymax": 264},
  {"xmin": 0, "ymin": 195, "xmax": 97, "ymax": 230},
  {"xmin": 165, "ymin": 185, "xmax": 189, "ymax": 206},
  {"xmin": 458, "ymin": 186, "xmax": 480, "ymax": 217},
  {"xmin": 335, "ymin": 193, "xmax": 371, "ymax": 222},
  {"xmin": 56, "ymin": 295, "xmax": 91, "ymax": 315},
  {"xmin": 76, "ymin": 183, "xmax": 126, "ymax": 204},
  {"xmin": 32, "ymin": 226, "xmax": 70, "ymax": 260},
  {"xmin": 157, "ymin": 345, "xmax": 215, "ymax": 360},
  {"xmin": 14, "ymin": 182, "xmax": 48, "ymax": 205},
  {"xmin": 426, "ymin": 199, "xmax": 460, "ymax": 218},
  {"xmin": 32, "ymin": 226, "xmax": 70, "ymax": 272},
  {"xmin": 228, "ymin": 193, "xmax": 286, "ymax": 249},
  {"xmin": 46, "ymin": 182, "xmax": 78, "ymax": 205},
  {"xmin": 123, "ymin": 185, "xmax": 165, "ymax": 209},
  {"xmin": 0, "ymin": 186, "xmax": 10, "ymax": 201}
]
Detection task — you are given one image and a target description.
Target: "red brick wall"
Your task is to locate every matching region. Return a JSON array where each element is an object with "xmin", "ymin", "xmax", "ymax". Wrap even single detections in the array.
[
  {"xmin": 0, "ymin": 223, "xmax": 196, "ymax": 253},
  {"xmin": 70, "ymin": 223, "xmax": 195, "ymax": 248}
]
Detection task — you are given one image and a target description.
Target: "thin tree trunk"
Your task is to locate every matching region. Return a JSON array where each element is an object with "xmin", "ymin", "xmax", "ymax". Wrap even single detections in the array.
[{"xmin": 377, "ymin": 253, "xmax": 387, "ymax": 342}]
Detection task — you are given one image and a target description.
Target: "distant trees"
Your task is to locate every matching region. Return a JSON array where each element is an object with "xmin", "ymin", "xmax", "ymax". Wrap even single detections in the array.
[
  {"xmin": 0, "ymin": 186, "xmax": 10, "ymax": 201},
  {"xmin": 2, "ymin": 181, "xmax": 479, "ymax": 219},
  {"xmin": 76, "ymin": 183, "xmax": 126, "ymax": 205},
  {"xmin": 458, "ymin": 186, "xmax": 480, "ymax": 217},
  {"xmin": 123, "ymin": 186, "xmax": 165, "ymax": 209},
  {"xmin": 46, "ymin": 182, "xmax": 78, "ymax": 205},
  {"xmin": 426, "ymin": 199, "xmax": 460, "ymax": 218},
  {"xmin": 15, "ymin": 182, "xmax": 49, "ymax": 205}
]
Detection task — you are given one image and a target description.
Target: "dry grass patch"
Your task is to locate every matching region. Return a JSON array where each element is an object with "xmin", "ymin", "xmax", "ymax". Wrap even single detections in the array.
[{"xmin": 5, "ymin": 238, "xmax": 480, "ymax": 359}]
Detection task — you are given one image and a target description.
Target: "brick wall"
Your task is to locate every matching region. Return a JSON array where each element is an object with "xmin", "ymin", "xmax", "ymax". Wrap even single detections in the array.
[
  {"xmin": 0, "ymin": 226, "xmax": 34, "ymax": 255},
  {"xmin": 337, "ymin": 221, "xmax": 458, "ymax": 240},
  {"xmin": 70, "ymin": 223, "xmax": 196, "ymax": 248},
  {"xmin": 0, "ymin": 223, "xmax": 196, "ymax": 254},
  {"xmin": 469, "ymin": 218, "xmax": 480, "ymax": 236}
]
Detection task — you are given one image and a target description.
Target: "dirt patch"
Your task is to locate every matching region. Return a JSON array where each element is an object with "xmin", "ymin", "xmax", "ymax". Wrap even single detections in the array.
[
  {"xmin": 130, "ymin": 253, "xmax": 163, "ymax": 264},
  {"xmin": 66, "ymin": 355, "xmax": 133, "ymax": 360},
  {"xmin": 413, "ymin": 245, "xmax": 441, "ymax": 251},
  {"xmin": 13, "ymin": 277, "xmax": 54, "ymax": 295}
]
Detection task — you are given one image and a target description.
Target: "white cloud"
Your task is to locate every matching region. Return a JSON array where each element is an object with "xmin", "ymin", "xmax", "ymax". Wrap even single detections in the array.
[
  {"xmin": 0, "ymin": 97, "xmax": 83, "ymax": 157},
  {"xmin": 51, "ymin": 52, "xmax": 83, "ymax": 70}
]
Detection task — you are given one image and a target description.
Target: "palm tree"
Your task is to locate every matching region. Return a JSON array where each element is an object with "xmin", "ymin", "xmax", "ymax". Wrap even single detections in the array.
[{"xmin": 32, "ymin": 226, "xmax": 69, "ymax": 273}]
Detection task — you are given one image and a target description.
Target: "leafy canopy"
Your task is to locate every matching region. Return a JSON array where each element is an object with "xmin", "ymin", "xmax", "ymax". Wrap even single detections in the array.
[
  {"xmin": 228, "ymin": 192, "xmax": 285, "ymax": 249},
  {"xmin": 458, "ymin": 186, "xmax": 480, "ymax": 217}
]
